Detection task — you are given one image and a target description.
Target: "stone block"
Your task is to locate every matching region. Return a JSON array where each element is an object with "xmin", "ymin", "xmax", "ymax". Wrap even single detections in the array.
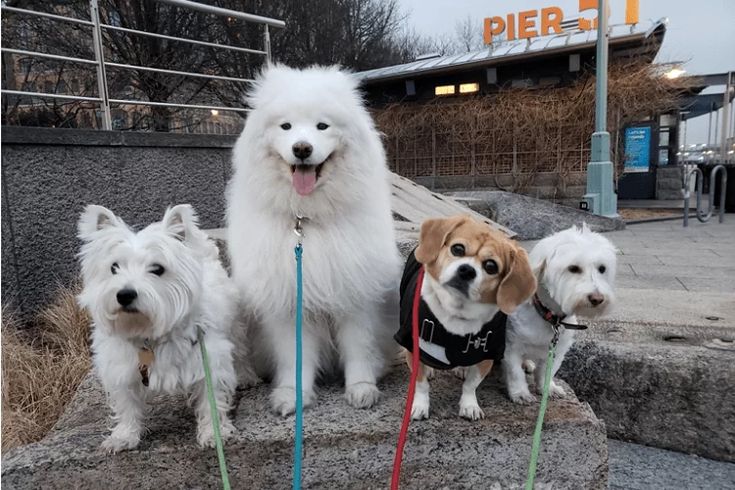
[{"xmin": 1, "ymin": 370, "xmax": 608, "ymax": 489}]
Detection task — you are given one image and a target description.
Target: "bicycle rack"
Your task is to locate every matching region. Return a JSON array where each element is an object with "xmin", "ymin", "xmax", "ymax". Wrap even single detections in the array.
[{"xmin": 683, "ymin": 164, "xmax": 727, "ymax": 227}]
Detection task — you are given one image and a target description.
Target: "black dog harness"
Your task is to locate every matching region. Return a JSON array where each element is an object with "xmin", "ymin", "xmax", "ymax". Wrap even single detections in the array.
[{"xmin": 394, "ymin": 250, "xmax": 507, "ymax": 370}]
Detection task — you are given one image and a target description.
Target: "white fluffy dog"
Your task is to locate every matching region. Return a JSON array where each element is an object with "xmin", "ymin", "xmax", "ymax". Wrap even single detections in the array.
[
  {"xmin": 77, "ymin": 204, "xmax": 238, "ymax": 452},
  {"xmin": 504, "ymin": 225, "xmax": 617, "ymax": 403},
  {"xmin": 226, "ymin": 65, "xmax": 400, "ymax": 416}
]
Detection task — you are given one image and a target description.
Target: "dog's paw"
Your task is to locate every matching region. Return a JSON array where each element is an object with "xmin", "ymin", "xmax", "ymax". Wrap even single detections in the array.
[
  {"xmin": 345, "ymin": 382, "xmax": 380, "ymax": 409},
  {"xmin": 534, "ymin": 380, "xmax": 566, "ymax": 398},
  {"xmin": 452, "ymin": 367, "xmax": 468, "ymax": 380},
  {"xmin": 271, "ymin": 386, "xmax": 314, "ymax": 417},
  {"xmin": 549, "ymin": 381, "xmax": 566, "ymax": 398},
  {"xmin": 410, "ymin": 396, "xmax": 430, "ymax": 420},
  {"xmin": 509, "ymin": 390, "xmax": 537, "ymax": 404},
  {"xmin": 458, "ymin": 401, "xmax": 485, "ymax": 421},
  {"xmin": 197, "ymin": 418, "xmax": 235, "ymax": 448},
  {"xmin": 101, "ymin": 431, "xmax": 140, "ymax": 453},
  {"xmin": 522, "ymin": 360, "xmax": 536, "ymax": 373}
]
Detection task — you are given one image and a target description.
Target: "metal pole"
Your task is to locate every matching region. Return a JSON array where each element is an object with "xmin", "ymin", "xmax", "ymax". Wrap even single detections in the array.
[
  {"xmin": 583, "ymin": 0, "xmax": 617, "ymax": 217},
  {"xmin": 722, "ymin": 72, "xmax": 732, "ymax": 161},
  {"xmin": 707, "ymin": 104, "xmax": 713, "ymax": 146},
  {"xmin": 90, "ymin": 0, "xmax": 112, "ymax": 130},
  {"xmin": 264, "ymin": 25, "xmax": 271, "ymax": 62}
]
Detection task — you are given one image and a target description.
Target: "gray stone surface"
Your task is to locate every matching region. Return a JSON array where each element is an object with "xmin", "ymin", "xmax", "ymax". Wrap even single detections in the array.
[
  {"xmin": 608, "ymin": 439, "xmax": 735, "ymax": 490},
  {"xmin": 1, "ymin": 127, "xmax": 236, "ymax": 317},
  {"xmin": 1, "ymin": 370, "xmax": 608, "ymax": 489},
  {"xmin": 449, "ymin": 190, "xmax": 625, "ymax": 240}
]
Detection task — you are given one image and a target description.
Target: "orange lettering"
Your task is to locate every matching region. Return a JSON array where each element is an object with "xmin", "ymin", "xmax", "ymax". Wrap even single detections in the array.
[
  {"xmin": 625, "ymin": 0, "xmax": 639, "ymax": 24},
  {"xmin": 518, "ymin": 10, "xmax": 538, "ymax": 39},
  {"xmin": 578, "ymin": 0, "xmax": 596, "ymax": 30},
  {"xmin": 507, "ymin": 13, "xmax": 516, "ymax": 40},
  {"xmin": 483, "ymin": 16, "xmax": 506, "ymax": 44},
  {"xmin": 541, "ymin": 7, "xmax": 563, "ymax": 36}
]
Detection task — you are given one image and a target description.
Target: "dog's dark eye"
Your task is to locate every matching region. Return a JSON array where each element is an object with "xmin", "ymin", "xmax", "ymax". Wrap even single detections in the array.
[
  {"xmin": 568, "ymin": 265, "xmax": 582, "ymax": 274},
  {"xmin": 150, "ymin": 264, "xmax": 165, "ymax": 276},
  {"xmin": 111, "ymin": 262, "xmax": 119, "ymax": 275},
  {"xmin": 598, "ymin": 265, "xmax": 606, "ymax": 274},
  {"xmin": 483, "ymin": 259, "xmax": 499, "ymax": 275},
  {"xmin": 450, "ymin": 244, "xmax": 465, "ymax": 257},
  {"xmin": 316, "ymin": 122, "xmax": 329, "ymax": 130},
  {"xmin": 280, "ymin": 123, "xmax": 291, "ymax": 130}
]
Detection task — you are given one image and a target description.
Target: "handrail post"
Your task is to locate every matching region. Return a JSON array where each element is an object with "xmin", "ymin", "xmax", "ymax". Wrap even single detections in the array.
[
  {"xmin": 263, "ymin": 24, "xmax": 271, "ymax": 63},
  {"xmin": 709, "ymin": 165, "xmax": 727, "ymax": 224},
  {"xmin": 89, "ymin": 0, "xmax": 112, "ymax": 130}
]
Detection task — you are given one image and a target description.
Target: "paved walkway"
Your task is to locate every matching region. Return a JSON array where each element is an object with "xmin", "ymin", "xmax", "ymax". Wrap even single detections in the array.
[{"xmin": 608, "ymin": 217, "xmax": 734, "ymax": 294}]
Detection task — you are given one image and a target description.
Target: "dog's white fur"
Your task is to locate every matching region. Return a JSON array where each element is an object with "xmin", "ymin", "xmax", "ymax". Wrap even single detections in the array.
[
  {"xmin": 77, "ymin": 204, "xmax": 238, "ymax": 452},
  {"xmin": 504, "ymin": 225, "xmax": 617, "ymax": 403},
  {"xmin": 226, "ymin": 65, "xmax": 401, "ymax": 416}
]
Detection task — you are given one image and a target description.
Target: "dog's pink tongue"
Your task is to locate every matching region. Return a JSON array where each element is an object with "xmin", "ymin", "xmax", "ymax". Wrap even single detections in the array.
[{"xmin": 292, "ymin": 166, "xmax": 317, "ymax": 196}]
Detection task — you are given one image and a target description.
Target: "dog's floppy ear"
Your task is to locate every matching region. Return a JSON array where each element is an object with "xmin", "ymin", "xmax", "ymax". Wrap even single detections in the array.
[
  {"xmin": 77, "ymin": 205, "xmax": 125, "ymax": 241},
  {"xmin": 528, "ymin": 234, "xmax": 559, "ymax": 279},
  {"xmin": 162, "ymin": 204, "xmax": 200, "ymax": 241},
  {"xmin": 497, "ymin": 245, "xmax": 537, "ymax": 315},
  {"xmin": 415, "ymin": 215, "xmax": 468, "ymax": 265}
]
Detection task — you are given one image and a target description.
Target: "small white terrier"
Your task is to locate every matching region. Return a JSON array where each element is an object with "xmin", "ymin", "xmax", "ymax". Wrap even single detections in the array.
[
  {"xmin": 77, "ymin": 204, "xmax": 238, "ymax": 452},
  {"xmin": 504, "ymin": 225, "xmax": 617, "ymax": 403}
]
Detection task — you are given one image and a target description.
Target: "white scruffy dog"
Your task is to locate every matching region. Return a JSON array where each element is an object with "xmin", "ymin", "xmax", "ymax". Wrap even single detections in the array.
[
  {"xmin": 77, "ymin": 204, "xmax": 238, "ymax": 452},
  {"xmin": 226, "ymin": 65, "xmax": 400, "ymax": 416},
  {"xmin": 504, "ymin": 225, "xmax": 617, "ymax": 403}
]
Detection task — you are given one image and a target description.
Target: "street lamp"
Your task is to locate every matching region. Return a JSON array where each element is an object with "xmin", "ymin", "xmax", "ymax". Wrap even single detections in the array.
[
  {"xmin": 665, "ymin": 67, "xmax": 686, "ymax": 79},
  {"xmin": 583, "ymin": 0, "xmax": 618, "ymax": 217}
]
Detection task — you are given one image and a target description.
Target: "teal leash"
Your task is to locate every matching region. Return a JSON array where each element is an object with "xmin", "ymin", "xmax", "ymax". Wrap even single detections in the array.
[
  {"xmin": 197, "ymin": 326, "xmax": 231, "ymax": 490},
  {"xmin": 293, "ymin": 217, "xmax": 306, "ymax": 490},
  {"xmin": 525, "ymin": 325, "xmax": 559, "ymax": 490}
]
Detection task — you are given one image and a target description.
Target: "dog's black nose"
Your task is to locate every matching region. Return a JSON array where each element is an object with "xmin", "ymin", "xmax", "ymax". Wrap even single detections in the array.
[
  {"xmin": 117, "ymin": 288, "xmax": 138, "ymax": 307},
  {"xmin": 456, "ymin": 264, "xmax": 476, "ymax": 281},
  {"xmin": 292, "ymin": 141, "xmax": 313, "ymax": 160},
  {"xmin": 588, "ymin": 293, "xmax": 604, "ymax": 306}
]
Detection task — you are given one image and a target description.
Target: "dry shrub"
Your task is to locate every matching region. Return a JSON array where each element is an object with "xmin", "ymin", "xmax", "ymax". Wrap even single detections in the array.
[
  {"xmin": 374, "ymin": 60, "xmax": 695, "ymax": 195},
  {"xmin": 1, "ymin": 286, "xmax": 91, "ymax": 453}
]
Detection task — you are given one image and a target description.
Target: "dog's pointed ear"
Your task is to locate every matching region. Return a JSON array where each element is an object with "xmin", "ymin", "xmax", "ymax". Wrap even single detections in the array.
[
  {"xmin": 78, "ymin": 205, "xmax": 124, "ymax": 241},
  {"xmin": 162, "ymin": 204, "xmax": 199, "ymax": 241},
  {"xmin": 497, "ymin": 245, "xmax": 537, "ymax": 315},
  {"xmin": 415, "ymin": 215, "xmax": 468, "ymax": 265}
]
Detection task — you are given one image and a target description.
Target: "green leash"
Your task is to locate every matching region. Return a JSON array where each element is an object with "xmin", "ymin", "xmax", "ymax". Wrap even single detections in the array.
[
  {"xmin": 525, "ymin": 325, "xmax": 559, "ymax": 490},
  {"xmin": 197, "ymin": 326, "xmax": 232, "ymax": 490}
]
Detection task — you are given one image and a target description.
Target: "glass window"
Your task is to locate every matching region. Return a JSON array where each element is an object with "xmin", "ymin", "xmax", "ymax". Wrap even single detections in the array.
[
  {"xmin": 435, "ymin": 85, "xmax": 455, "ymax": 96},
  {"xmin": 459, "ymin": 83, "xmax": 479, "ymax": 94}
]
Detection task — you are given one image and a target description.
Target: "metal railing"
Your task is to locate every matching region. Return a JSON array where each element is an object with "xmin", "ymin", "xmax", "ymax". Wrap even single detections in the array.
[
  {"xmin": 683, "ymin": 164, "xmax": 727, "ymax": 227},
  {"xmin": 1, "ymin": 0, "xmax": 285, "ymax": 130}
]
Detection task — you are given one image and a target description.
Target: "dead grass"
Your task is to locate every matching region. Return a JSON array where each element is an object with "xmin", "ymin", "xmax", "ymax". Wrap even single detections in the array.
[{"xmin": 1, "ymin": 286, "xmax": 91, "ymax": 453}]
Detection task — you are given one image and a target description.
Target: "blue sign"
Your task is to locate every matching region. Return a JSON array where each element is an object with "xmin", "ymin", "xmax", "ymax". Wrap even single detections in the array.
[{"xmin": 624, "ymin": 126, "xmax": 651, "ymax": 173}]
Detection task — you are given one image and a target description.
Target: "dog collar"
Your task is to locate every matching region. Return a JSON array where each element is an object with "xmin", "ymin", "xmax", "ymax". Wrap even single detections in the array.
[{"xmin": 532, "ymin": 294, "xmax": 587, "ymax": 330}]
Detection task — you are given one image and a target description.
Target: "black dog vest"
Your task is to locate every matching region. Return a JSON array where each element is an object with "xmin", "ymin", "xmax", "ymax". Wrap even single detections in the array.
[{"xmin": 394, "ymin": 250, "xmax": 506, "ymax": 370}]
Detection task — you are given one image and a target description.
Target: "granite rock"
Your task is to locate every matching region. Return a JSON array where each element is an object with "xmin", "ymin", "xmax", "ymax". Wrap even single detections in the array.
[
  {"xmin": 559, "ymin": 319, "xmax": 735, "ymax": 462},
  {"xmin": 448, "ymin": 190, "xmax": 625, "ymax": 240},
  {"xmin": 2, "ymin": 369, "xmax": 608, "ymax": 489}
]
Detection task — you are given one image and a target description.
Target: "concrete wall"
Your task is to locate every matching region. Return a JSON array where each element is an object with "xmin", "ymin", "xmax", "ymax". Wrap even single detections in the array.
[{"xmin": 1, "ymin": 127, "xmax": 237, "ymax": 318}]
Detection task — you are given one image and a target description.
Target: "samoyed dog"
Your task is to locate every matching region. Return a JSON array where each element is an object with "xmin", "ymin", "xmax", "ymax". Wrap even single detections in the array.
[{"xmin": 226, "ymin": 65, "xmax": 400, "ymax": 416}]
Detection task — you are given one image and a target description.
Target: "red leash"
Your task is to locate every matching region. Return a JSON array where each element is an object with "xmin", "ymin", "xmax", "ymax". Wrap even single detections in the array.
[{"xmin": 390, "ymin": 266, "xmax": 425, "ymax": 490}]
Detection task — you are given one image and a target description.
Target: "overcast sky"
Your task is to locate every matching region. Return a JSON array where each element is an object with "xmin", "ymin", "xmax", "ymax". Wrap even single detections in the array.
[{"xmin": 398, "ymin": 0, "xmax": 735, "ymax": 144}]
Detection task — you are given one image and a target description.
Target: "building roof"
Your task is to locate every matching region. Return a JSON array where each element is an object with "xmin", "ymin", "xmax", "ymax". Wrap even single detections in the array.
[{"xmin": 355, "ymin": 18, "xmax": 668, "ymax": 84}]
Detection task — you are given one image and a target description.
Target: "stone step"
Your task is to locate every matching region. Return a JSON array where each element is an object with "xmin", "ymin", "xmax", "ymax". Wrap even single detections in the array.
[{"xmin": 1, "ymin": 369, "xmax": 608, "ymax": 489}]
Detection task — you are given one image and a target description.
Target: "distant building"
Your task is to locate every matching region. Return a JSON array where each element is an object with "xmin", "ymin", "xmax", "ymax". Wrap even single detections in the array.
[{"xmin": 356, "ymin": 18, "xmax": 730, "ymax": 203}]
